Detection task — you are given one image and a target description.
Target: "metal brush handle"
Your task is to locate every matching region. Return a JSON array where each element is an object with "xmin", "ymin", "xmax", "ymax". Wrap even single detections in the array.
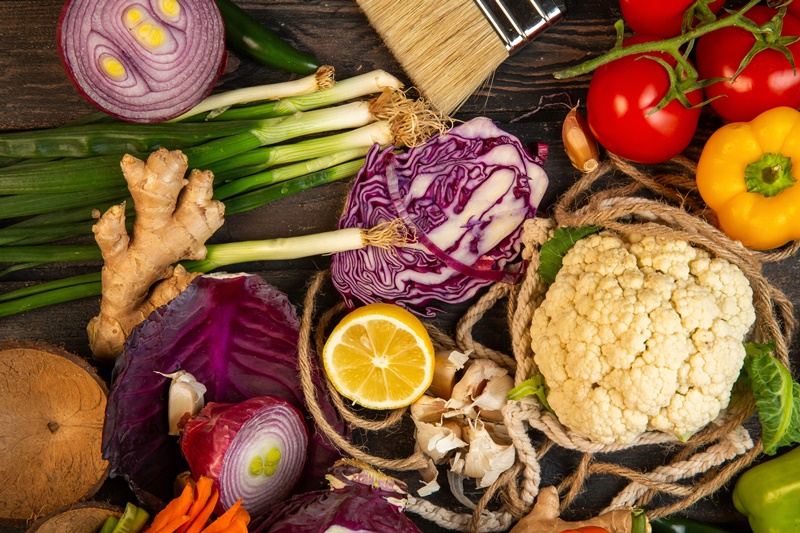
[{"xmin": 473, "ymin": 0, "xmax": 566, "ymax": 53}]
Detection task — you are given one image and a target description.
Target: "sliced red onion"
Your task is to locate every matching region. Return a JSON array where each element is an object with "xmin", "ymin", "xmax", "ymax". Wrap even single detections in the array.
[
  {"xmin": 180, "ymin": 396, "xmax": 309, "ymax": 517},
  {"xmin": 58, "ymin": 0, "xmax": 227, "ymax": 123}
]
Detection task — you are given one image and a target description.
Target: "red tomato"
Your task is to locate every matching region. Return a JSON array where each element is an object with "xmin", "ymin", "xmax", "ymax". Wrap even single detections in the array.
[
  {"xmin": 586, "ymin": 35, "xmax": 703, "ymax": 164},
  {"xmin": 789, "ymin": 0, "xmax": 800, "ymax": 20},
  {"xmin": 559, "ymin": 527, "xmax": 611, "ymax": 533},
  {"xmin": 619, "ymin": 0, "xmax": 725, "ymax": 38},
  {"xmin": 696, "ymin": 6, "xmax": 800, "ymax": 123}
]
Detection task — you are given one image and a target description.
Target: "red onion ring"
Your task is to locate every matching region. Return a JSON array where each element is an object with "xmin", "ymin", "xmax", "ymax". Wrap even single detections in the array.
[
  {"xmin": 181, "ymin": 396, "xmax": 309, "ymax": 517},
  {"xmin": 58, "ymin": 0, "xmax": 227, "ymax": 123}
]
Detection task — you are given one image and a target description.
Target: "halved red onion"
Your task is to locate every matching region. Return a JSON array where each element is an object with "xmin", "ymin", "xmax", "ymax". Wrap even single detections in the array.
[
  {"xmin": 180, "ymin": 396, "xmax": 309, "ymax": 517},
  {"xmin": 57, "ymin": 0, "xmax": 227, "ymax": 123}
]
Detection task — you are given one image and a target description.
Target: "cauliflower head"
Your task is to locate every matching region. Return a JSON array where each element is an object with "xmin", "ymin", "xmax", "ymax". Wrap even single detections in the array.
[{"xmin": 531, "ymin": 232, "xmax": 756, "ymax": 445}]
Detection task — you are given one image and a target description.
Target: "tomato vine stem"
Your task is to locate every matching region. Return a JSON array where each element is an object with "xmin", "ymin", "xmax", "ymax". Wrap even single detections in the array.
[{"xmin": 553, "ymin": 0, "xmax": 767, "ymax": 80}]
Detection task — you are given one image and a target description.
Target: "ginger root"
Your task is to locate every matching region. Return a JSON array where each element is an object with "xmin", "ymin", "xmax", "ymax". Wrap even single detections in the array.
[
  {"xmin": 87, "ymin": 148, "xmax": 225, "ymax": 361},
  {"xmin": 509, "ymin": 486, "xmax": 649, "ymax": 533}
]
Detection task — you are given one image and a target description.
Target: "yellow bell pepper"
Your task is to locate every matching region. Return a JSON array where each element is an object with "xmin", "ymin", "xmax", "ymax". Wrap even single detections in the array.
[{"xmin": 696, "ymin": 106, "xmax": 800, "ymax": 250}]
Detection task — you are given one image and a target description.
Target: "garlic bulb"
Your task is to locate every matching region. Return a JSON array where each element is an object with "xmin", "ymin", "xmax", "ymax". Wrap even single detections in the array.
[{"xmin": 410, "ymin": 356, "xmax": 516, "ymax": 497}]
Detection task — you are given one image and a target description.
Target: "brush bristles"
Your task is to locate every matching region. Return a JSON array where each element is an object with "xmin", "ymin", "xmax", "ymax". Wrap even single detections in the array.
[{"xmin": 357, "ymin": 0, "xmax": 508, "ymax": 115}]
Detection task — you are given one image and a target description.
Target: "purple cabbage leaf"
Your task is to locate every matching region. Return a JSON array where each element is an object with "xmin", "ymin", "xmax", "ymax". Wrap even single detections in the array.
[
  {"xmin": 331, "ymin": 117, "xmax": 548, "ymax": 316},
  {"xmin": 252, "ymin": 459, "xmax": 422, "ymax": 533},
  {"xmin": 102, "ymin": 273, "xmax": 346, "ymax": 511}
]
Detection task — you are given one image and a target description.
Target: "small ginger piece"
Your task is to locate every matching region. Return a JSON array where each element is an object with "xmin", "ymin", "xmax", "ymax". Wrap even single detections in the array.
[
  {"xmin": 87, "ymin": 148, "xmax": 225, "ymax": 361},
  {"xmin": 509, "ymin": 486, "xmax": 647, "ymax": 533}
]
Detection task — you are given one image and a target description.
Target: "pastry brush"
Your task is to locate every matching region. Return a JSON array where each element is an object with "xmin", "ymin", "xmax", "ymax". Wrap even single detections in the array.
[{"xmin": 356, "ymin": 0, "xmax": 566, "ymax": 115}]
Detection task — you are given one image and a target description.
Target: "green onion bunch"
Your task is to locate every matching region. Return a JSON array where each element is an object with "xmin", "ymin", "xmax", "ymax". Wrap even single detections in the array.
[{"xmin": 0, "ymin": 68, "xmax": 448, "ymax": 316}]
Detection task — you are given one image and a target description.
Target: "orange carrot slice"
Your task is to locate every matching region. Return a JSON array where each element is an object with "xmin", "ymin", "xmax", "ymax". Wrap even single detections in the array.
[
  {"xmin": 219, "ymin": 520, "xmax": 249, "ymax": 533},
  {"xmin": 200, "ymin": 499, "xmax": 243, "ymax": 533},
  {"xmin": 233, "ymin": 506, "xmax": 250, "ymax": 526},
  {"xmin": 184, "ymin": 490, "xmax": 220, "ymax": 533},
  {"xmin": 176, "ymin": 476, "xmax": 215, "ymax": 533},
  {"xmin": 146, "ymin": 483, "xmax": 195, "ymax": 532},
  {"xmin": 150, "ymin": 515, "xmax": 191, "ymax": 533}
]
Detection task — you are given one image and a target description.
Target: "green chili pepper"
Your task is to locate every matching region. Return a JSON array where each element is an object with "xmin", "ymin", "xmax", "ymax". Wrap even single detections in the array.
[
  {"xmin": 214, "ymin": 0, "xmax": 321, "ymax": 75},
  {"xmin": 650, "ymin": 515, "xmax": 733, "ymax": 533},
  {"xmin": 732, "ymin": 445, "xmax": 800, "ymax": 533}
]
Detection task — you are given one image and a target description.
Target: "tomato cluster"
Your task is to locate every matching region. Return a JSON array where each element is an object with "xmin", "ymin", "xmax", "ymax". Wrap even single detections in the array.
[{"xmin": 586, "ymin": 0, "xmax": 800, "ymax": 164}]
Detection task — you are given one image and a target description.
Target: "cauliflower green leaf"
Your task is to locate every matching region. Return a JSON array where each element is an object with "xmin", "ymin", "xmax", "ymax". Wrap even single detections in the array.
[
  {"xmin": 507, "ymin": 372, "xmax": 552, "ymax": 411},
  {"xmin": 741, "ymin": 341, "xmax": 800, "ymax": 455},
  {"xmin": 538, "ymin": 225, "xmax": 601, "ymax": 284}
]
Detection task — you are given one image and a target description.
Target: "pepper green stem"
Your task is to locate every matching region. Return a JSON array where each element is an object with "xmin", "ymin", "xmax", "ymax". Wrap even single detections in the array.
[
  {"xmin": 553, "ymin": 0, "xmax": 763, "ymax": 79},
  {"xmin": 744, "ymin": 152, "xmax": 796, "ymax": 197}
]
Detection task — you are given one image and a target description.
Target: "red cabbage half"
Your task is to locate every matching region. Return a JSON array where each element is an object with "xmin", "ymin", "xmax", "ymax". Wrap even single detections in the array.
[
  {"xmin": 330, "ymin": 117, "xmax": 548, "ymax": 316},
  {"xmin": 102, "ymin": 273, "xmax": 345, "ymax": 511},
  {"xmin": 252, "ymin": 459, "xmax": 423, "ymax": 533}
]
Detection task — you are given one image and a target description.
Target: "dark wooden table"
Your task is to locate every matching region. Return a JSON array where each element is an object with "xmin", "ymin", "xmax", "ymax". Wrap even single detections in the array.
[{"xmin": 0, "ymin": 0, "xmax": 794, "ymax": 532}]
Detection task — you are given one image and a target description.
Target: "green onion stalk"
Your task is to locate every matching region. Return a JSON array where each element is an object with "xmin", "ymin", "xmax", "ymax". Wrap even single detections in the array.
[
  {"xmin": 168, "ymin": 66, "xmax": 337, "ymax": 121},
  {"xmin": 0, "ymin": 217, "xmax": 412, "ymax": 318},
  {"xmin": 184, "ymin": 69, "xmax": 406, "ymax": 122},
  {"xmin": 0, "ymin": 100, "xmax": 378, "ymax": 197},
  {"xmin": 0, "ymin": 70, "xmax": 445, "ymax": 246}
]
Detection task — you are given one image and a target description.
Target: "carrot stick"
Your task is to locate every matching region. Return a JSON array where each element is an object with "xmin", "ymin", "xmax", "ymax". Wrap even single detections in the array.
[
  {"xmin": 176, "ymin": 476, "xmax": 215, "ymax": 533},
  {"xmin": 200, "ymin": 500, "xmax": 243, "ymax": 533},
  {"xmin": 150, "ymin": 515, "xmax": 191, "ymax": 533},
  {"xmin": 233, "ymin": 506, "xmax": 250, "ymax": 526},
  {"xmin": 146, "ymin": 484, "xmax": 195, "ymax": 532},
  {"xmin": 219, "ymin": 520, "xmax": 249, "ymax": 533},
  {"xmin": 184, "ymin": 490, "xmax": 220, "ymax": 533}
]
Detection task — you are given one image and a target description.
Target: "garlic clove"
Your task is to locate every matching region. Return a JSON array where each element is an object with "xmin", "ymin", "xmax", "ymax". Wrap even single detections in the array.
[
  {"xmin": 428, "ymin": 349, "xmax": 470, "ymax": 400},
  {"xmin": 469, "ymin": 373, "xmax": 514, "ymax": 413},
  {"xmin": 410, "ymin": 394, "xmax": 449, "ymax": 423},
  {"xmin": 460, "ymin": 419, "xmax": 516, "ymax": 488},
  {"xmin": 413, "ymin": 419, "xmax": 468, "ymax": 463},
  {"xmin": 154, "ymin": 370, "xmax": 206, "ymax": 436},
  {"xmin": 479, "ymin": 409, "xmax": 505, "ymax": 423},
  {"xmin": 562, "ymin": 106, "xmax": 600, "ymax": 173},
  {"xmin": 447, "ymin": 359, "xmax": 508, "ymax": 414},
  {"xmin": 441, "ymin": 419, "xmax": 463, "ymax": 441}
]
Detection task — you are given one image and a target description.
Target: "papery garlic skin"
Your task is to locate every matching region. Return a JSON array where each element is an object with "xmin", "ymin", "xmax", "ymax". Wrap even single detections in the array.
[
  {"xmin": 414, "ymin": 419, "xmax": 468, "ymax": 463},
  {"xmin": 155, "ymin": 370, "xmax": 207, "ymax": 436},
  {"xmin": 411, "ymin": 357, "xmax": 516, "ymax": 496},
  {"xmin": 447, "ymin": 359, "xmax": 511, "ymax": 418},
  {"xmin": 454, "ymin": 420, "xmax": 516, "ymax": 488},
  {"xmin": 410, "ymin": 395, "xmax": 448, "ymax": 423}
]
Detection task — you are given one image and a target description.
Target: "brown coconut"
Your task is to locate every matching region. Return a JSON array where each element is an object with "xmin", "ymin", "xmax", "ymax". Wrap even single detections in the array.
[
  {"xmin": 0, "ymin": 341, "xmax": 109, "ymax": 524},
  {"xmin": 25, "ymin": 502, "xmax": 121, "ymax": 533}
]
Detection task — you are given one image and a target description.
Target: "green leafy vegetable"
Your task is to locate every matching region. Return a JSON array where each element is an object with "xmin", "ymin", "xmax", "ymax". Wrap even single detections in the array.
[
  {"xmin": 741, "ymin": 341, "xmax": 800, "ymax": 455},
  {"xmin": 537, "ymin": 225, "xmax": 602, "ymax": 285},
  {"xmin": 507, "ymin": 373, "xmax": 552, "ymax": 411}
]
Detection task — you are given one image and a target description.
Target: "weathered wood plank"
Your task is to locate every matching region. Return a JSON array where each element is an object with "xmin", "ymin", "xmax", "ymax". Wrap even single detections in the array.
[{"xmin": 0, "ymin": 0, "xmax": 785, "ymax": 532}]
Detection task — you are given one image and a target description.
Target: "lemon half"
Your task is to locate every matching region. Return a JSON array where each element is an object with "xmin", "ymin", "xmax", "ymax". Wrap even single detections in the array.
[{"xmin": 322, "ymin": 303, "xmax": 435, "ymax": 410}]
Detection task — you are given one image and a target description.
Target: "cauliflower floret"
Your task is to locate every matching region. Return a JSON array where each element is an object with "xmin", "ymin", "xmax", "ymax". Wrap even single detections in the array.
[{"xmin": 532, "ymin": 232, "xmax": 755, "ymax": 445}]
